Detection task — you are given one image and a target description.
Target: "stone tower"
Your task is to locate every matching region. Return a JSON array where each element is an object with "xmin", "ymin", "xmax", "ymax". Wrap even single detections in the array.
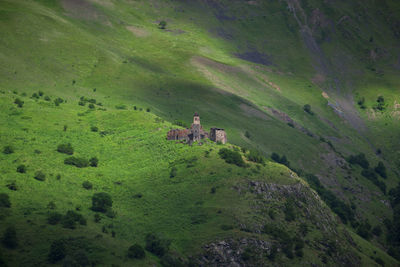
[{"xmin": 191, "ymin": 112, "xmax": 201, "ymax": 141}]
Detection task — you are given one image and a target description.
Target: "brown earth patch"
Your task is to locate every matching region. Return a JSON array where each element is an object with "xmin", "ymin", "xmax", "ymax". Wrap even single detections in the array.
[
  {"xmin": 126, "ymin": 26, "xmax": 149, "ymax": 37},
  {"xmin": 322, "ymin": 91, "xmax": 329, "ymax": 99},
  {"xmin": 240, "ymin": 104, "xmax": 270, "ymax": 121},
  {"xmin": 61, "ymin": 0, "xmax": 109, "ymax": 24}
]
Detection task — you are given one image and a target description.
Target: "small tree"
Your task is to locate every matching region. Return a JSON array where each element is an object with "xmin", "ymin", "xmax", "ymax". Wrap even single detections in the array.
[
  {"xmin": 16, "ymin": 164, "xmax": 27, "ymax": 173},
  {"xmin": 14, "ymin": 98, "xmax": 24, "ymax": 108},
  {"xmin": 128, "ymin": 244, "xmax": 146, "ymax": 259},
  {"xmin": 303, "ymin": 104, "xmax": 314, "ymax": 115},
  {"xmin": 91, "ymin": 192, "xmax": 112, "ymax": 212},
  {"xmin": 89, "ymin": 157, "xmax": 98, "ymax": 167},
  {"xmin": 159, "ymin": 21, "xmax": 167, "ymax": 29},
  {"xmin": 170, "ymin": 167, "xmax": 177, "ymax": 178}
]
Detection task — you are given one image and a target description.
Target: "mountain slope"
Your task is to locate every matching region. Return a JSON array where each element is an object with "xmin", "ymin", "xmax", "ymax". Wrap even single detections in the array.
[{"xmin": 0, "ymin": 0, "xmax": 400, "ymax": 265}]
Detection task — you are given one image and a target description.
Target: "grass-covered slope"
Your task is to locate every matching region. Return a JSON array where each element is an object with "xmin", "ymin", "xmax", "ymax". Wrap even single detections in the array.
[
  {"xmin": 0, "ymin": 0, "xmax": 400, "ymax": 265},
  {"xmin": 0, "ymin": 91, "xmax": 395, "ymax": 266}
]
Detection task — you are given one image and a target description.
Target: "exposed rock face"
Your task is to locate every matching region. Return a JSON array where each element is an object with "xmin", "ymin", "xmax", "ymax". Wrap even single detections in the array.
[
  {"xmin": 197, "ymin": 238, "xmax": 273, "ymax": 267},
  {"xmin": 195, "ymin": 181, "xmax": 360, "ymax": 266}
]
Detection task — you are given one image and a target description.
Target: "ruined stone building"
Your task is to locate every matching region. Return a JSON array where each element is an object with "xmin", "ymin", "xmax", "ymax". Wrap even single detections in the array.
[{"xmin": 167, "ymin": 113, "xmax": 227, "ymax": 144}]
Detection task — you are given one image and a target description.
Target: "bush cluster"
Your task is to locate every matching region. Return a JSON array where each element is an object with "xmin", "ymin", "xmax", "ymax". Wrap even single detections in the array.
[
  {"xmin": 128, "ymin": 244, "xmax": 146, "ymax": 259},
  {"xmin": 91, "ymin": 192, "xmax": 112, "ymax": 212},
  {"xmin": 304, "ymin": 173, "xmax": 355, "ymax": 224},
  {"xmin": 64, "ymin": 157, "xmax": 89, "ymax": 168},
  {"xmin": 3, "ymin": 146, "xmax": 14, "ymax": 154},
  {"xmin": 271, "ymin": 152, "xmax": 290, "ymax": 167},
  {"xmin": 361, "ymin": 169, "xmax": 386, "ymax": 194},
  {"xmin": 246, "ymin": 150, "xmax": 265, "ymax": 164},
  {"xmin": 218, "ymin": 148, "xmax": 245, "ymax": 167},
  {"xmin": 145, "ymin": 233, "xmax": 170, "ymax": 257},
  {"xmin": 347, "ymin": 153, "xmax": 369, "ymax": 169},
  {"xmin": 57, "ymin": 143, "xmax": 74, "ymax": 155}
]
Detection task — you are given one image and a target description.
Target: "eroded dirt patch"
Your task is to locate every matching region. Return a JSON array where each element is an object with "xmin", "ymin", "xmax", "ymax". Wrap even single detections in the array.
[
  {"xmin": 126, "ymin": 26, "xmax": 149, "ymax": 37},
  {"xmin": 62, "ymin": 0, "xmax": 109, "ymax": 23}
]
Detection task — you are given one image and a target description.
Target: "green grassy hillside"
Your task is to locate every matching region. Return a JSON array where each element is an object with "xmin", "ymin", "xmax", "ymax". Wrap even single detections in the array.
[
  {"xmin": 0, "ymin": 0, "xmax": 400, "ymax": 265},
  {"xmin": 1, "ymin": 90, "xmax": 395, "ymax": 266}
]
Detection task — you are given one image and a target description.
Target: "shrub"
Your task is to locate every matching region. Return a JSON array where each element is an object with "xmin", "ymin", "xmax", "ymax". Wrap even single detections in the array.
[
  {"xmin": 82, "ymin": 181, "xmax": 93, "ymax": 190},
  {"xmin": 47, "ymin": 212, "xmax": 63, "ymax": 225},
  {"xmin": 218, "ymin": 148, "xmax": 245, "ymax": 167},
  {"xmin": 14, "ymin": 98, "xmax": 24, "ymax": 108},
  {"xmin": 128, "ymin": 244, "xmax": 146, "ymax": 259},
  {"xmin": 2, "ymin": 226, "xmax": 17, "ymax": 249},
  {"xmin": 54, "ymin": 98, "xmax": 64, "ymax": 106},
  {"xmin": 16, "ymin": 164, "xmax": 26, "ymax": 173},
  {"xmin": 32, "ymin": 93, "xmax": 39, "ymax": 99},
  {"xmin": 3, "ymin": 146, "xmax": 14, "ymax": 154},
  {"xmin": 34, "ymin": 171, "xmax": 46, "ymax": 181},
  {"xmin": 244, "ymin": 130, "xmax": 251, "ymax": 139},
  {"xmin": 376, "ymin": 95, "xmax": 386, "ymax": 111},
  {"xmin": 145, "ymin": 233, "xmax": 170, "ymax": 257},
  {"xmin": 57, "ymin": 143, "xmax": 74, "ymax": 155},
  {"xmin": 375, "ymin": 162, "xmax": 387, "ymax": 178},
  {"xmin": 159, "ymin": 20, "xmax": 167, "ymax": 29},
  {"xmin": 88, "ymin": 103, "xmax": 95, "ymax": 109},
  {"xmin": 89, "ymin": 157, "xmax": 98, "ymax": 167},
  {"xmin": 170, "ymin": 167, "xmax": 177, "ymax": 178},
  {"xmin": 47, "ymin": 201, "xmax": 56, "ymax": 209},
  {"xmin": 6, "ymin": 181, "xmax": 17, "ymax": 191},
  {"xmin": 146, "ymin": 108, "xmax": 150, "ymax": 112},
  {"xmin": 357, "ymin": 97, "xmax": 366, "ymax": 109},
  {"xmin": 0, "ymin": 193, "xmax": 11, "ymax": 208},
  {"xmin": 247, "ymin": 150, "xmax": 265, "ymax": 164},
  {"xmin": 303, "ymin": 104, "xmax": 314, "ymax": 115},
  {"xmin": 90, "ymin": 126, "xmax": 98, "ymax": 132},
  {"xmin": 64, "ymin": 157, "xmax": 89, "ymax": 168},
  {"xmin": 91, "ymin": 192, "xmax": 112, "ymax": 212},
  {"xmin": 48, "ymin": 240, "xmax": 66, "ymax": 263},
  {"xmin": 78, "ymin": 101, "xmax": 86, "ymax": 106},
  {"xmin": 348, "ymin": 153, "xmax": 369, "ymax": 169},
  {"xmin": 38, "ymin": 91, "xmax": 44, "ymax": 96},
  {"xmin": 61, "ymin": 210, "xmax": 86, "ymax": 229},
  {"xmin": 44, "ymin": 96, "xmax": 51, "ymax": 101}
]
